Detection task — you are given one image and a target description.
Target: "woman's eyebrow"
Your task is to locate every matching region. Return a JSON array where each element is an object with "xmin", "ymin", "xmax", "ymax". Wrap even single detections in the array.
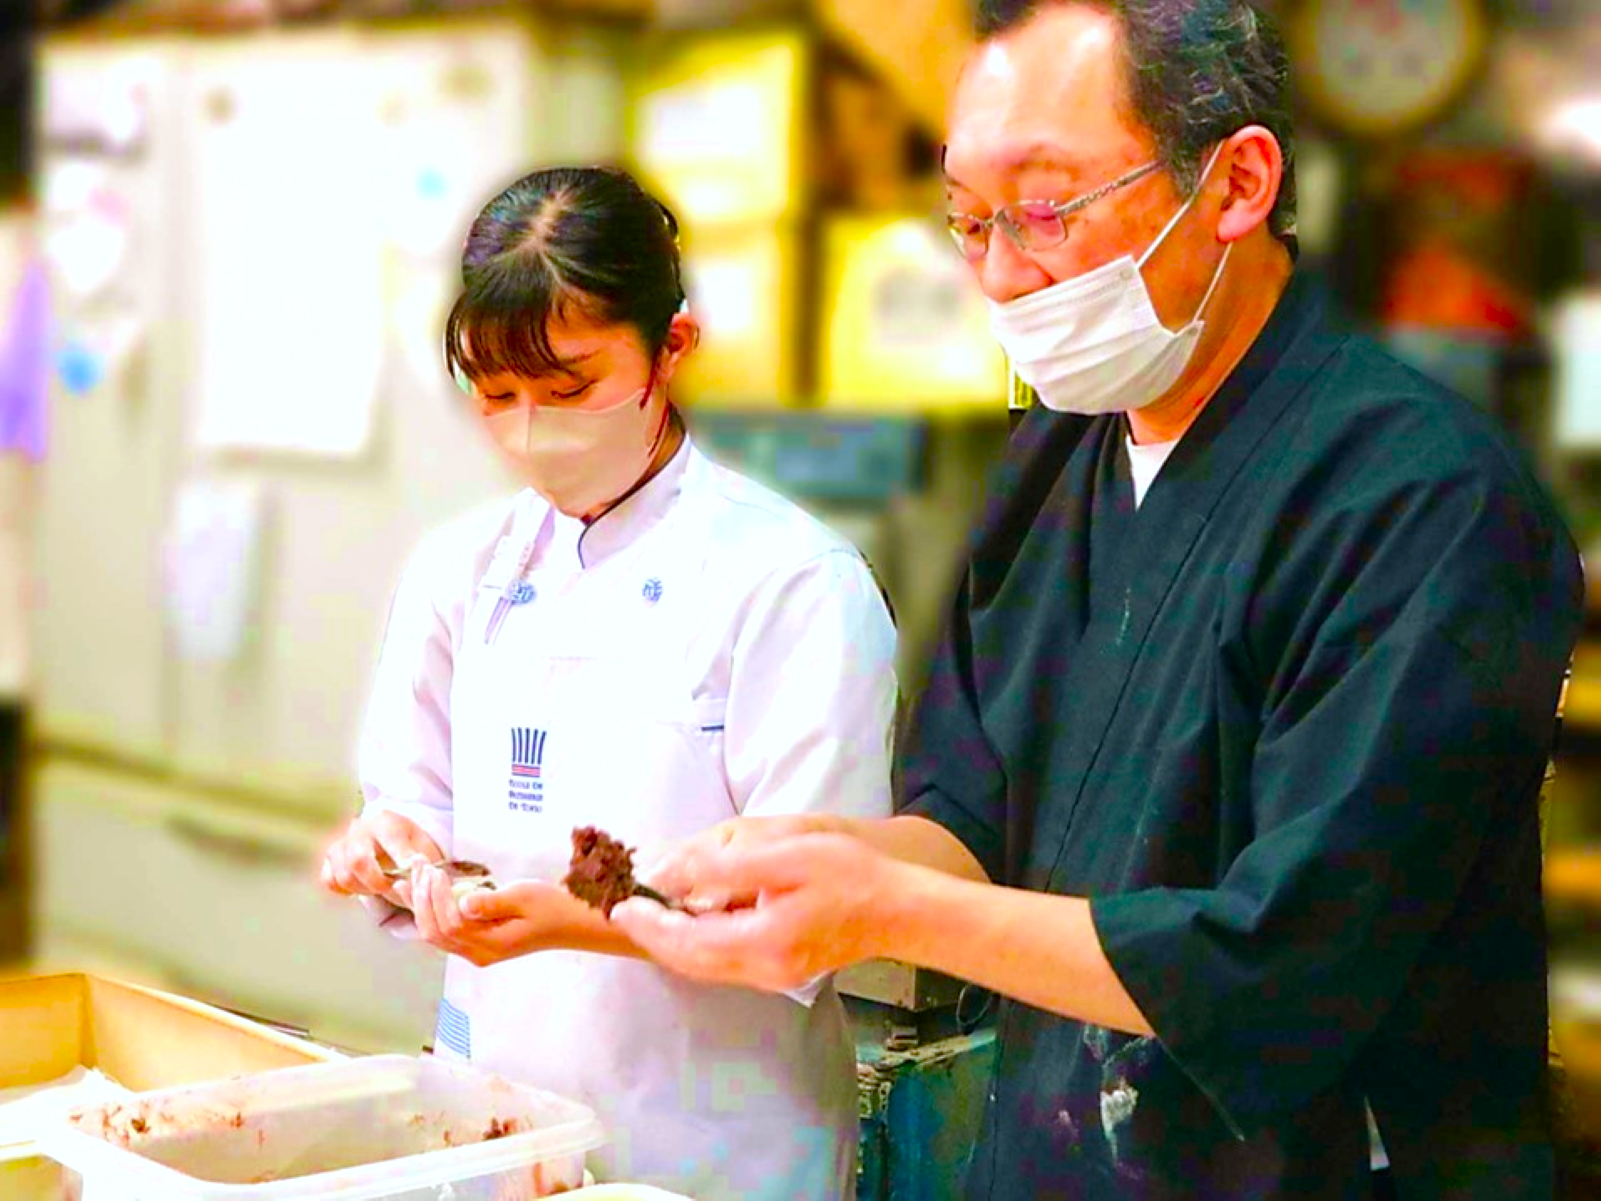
[{"xmin": 545, "ymin": 349, "xmax": 602, "ymax": 376}]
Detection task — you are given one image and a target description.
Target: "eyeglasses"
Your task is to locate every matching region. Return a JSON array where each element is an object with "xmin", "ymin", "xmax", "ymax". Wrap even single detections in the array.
[{"xmin": 945, "ymin": 160, "xmax": 1162, "ymax": 261}]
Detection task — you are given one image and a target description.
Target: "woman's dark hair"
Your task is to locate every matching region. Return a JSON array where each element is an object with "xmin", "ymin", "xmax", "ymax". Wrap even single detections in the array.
[{"xmin": 445, "ymin": 165, "xmax": 686, "ymax": 383}]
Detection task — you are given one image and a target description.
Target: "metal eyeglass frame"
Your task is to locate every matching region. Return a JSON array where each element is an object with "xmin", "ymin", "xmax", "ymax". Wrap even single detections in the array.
[{"xmin": 946, "ymin": 160, "xmax": 1163, "ymax": 259}]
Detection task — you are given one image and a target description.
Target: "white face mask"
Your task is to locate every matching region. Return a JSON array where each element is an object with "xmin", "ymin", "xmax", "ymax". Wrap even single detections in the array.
[
  {"xmin": 986, "ymin": 144, "xmax": 1232, "ymax": 415},
  {"xmin": 484, "ymin": 382, "xmax": 668, "ymax": 517}
]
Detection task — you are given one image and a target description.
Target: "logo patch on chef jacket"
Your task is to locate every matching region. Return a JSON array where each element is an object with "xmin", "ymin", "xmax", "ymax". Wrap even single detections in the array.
[
  {"xmin": 508, "ymin": 727, "xmax": 547, "ymax": 812},
  {"xmin": 642, "ymin": 577, "xmax": 664, "ymax": 604}
]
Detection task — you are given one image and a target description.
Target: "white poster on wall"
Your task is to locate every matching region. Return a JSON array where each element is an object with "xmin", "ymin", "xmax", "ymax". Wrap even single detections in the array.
[{"xmin": 191, "ymin": 42, "xmax": 385, "ymax": 458}]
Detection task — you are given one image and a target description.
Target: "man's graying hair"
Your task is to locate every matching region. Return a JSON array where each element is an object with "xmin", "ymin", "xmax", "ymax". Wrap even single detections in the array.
[{"xmin": 977, "ymin": 0, "xmax": 1297, "ymax": 245}]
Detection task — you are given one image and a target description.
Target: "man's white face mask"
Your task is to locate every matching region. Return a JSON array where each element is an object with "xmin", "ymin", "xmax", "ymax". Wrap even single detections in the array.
[{"xmin": 986, "ymin": 144, "xmax": 1232, "ymax": 416}]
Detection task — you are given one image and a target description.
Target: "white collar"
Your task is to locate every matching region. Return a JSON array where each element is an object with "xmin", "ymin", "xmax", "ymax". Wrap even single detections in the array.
[
  {"xmin": 1125, "ymin": 432, "xmax": 1180, "ymax": 509},
  {"xmin": 519, "ymin": 437, "xmax": 701, "ymax": 571}
]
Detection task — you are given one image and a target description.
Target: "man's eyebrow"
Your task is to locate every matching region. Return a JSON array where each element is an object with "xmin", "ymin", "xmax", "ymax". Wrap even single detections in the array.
[
  {"xmin": 1005, "ymin": 146, "xmax": 1087, "ymax": 177},
  {"xmin": 942, "ymin": 141, "xmax": 1090, "ymax": 193}
]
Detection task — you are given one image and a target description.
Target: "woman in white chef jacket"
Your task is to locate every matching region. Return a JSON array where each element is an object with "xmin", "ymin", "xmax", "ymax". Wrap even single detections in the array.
[{"xmin": 320, "ymin": 166, "xmax": 895, "ymax": 1198}]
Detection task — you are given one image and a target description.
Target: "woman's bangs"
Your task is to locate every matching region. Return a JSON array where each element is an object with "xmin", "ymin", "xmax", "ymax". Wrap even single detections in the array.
[{"xmin": 444, "ymin": 293, "xmax": 572, "ymax": 383}]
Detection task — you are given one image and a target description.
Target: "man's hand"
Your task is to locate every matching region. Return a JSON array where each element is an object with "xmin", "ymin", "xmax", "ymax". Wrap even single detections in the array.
[
  {"xmin": 408, "ymin": 866, "xmax": 585, "ymax": 969},
  {"xmin": 320, "ymin": 810, "xmax": 442, "ymax": 909},
  {"xmin": 613, "ymin": 831, "xmax": 897, "ymax": 993},
  {"xmin": 640, "ymin": 814, "xmax": 842, "ymax": 913}
]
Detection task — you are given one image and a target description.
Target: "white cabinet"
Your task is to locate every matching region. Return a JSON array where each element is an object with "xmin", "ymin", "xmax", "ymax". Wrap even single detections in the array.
[
  {"xmin": 37, "ymin": 23, "xmax": 628, "ymax": 814},
  {"xmin": 33, "ymin": 756, "xmax": 444, "ymax": 1051},
  {"xmin": 30, "ymin": 22, "xmax": 628, "ymax": 1035},
  {"xmin": 34, "ymin": 45, "xmax": 183, "ymax": 761}
]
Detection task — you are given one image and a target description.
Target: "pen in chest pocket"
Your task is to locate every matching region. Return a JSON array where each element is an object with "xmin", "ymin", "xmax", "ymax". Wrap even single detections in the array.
[{"xmin": 485, "ymin": 538, "xmax": 540, "ymax": 645}]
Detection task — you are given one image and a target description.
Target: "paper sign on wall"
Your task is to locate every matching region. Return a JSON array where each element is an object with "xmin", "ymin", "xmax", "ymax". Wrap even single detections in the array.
[{"xmin": 191, "ymin": 52, "xmax": 385, "ymax": 458}]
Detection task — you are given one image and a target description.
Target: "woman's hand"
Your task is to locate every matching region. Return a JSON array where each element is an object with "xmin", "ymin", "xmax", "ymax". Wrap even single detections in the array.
[
  {"xmin": 408, "ymin": 866, "xmax": 597, "ymax": 969},
  {"xmin": 320, "ymin": 810, "xmax": 442, "ymax": 909}
]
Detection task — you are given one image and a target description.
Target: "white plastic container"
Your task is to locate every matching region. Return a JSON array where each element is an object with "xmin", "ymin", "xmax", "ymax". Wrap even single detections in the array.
[{"xmin": 38, "ymin": 1055, "xmax": 606, "ymax": 1200}]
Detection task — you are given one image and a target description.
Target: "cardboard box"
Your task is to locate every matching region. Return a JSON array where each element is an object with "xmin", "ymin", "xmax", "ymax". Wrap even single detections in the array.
[
  {"xmin": 677, "ymin": 221, "xmax": 808, "ymax": 407},
  {"xmin": 629, "ymin": 28, "xmax": 811, "ymax": 225},
  {"xmin": 816, "ymin": 63, "xmax": 914, "ymax": 212},
  {"xmin": 811, "ymin": 0, "xmax": 972, "ymax": 137},
  {"xmin": 819, "ymin": 214, "xmax": 1005, "ymax": 411},
  {"xmin": 0, "ymin": 973, "xmax": 338, "ymax": 1198}
]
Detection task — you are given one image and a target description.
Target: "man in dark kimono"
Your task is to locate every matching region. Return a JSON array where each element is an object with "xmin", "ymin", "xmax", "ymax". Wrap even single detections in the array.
[{"xmin": 614, "ymin": 1, "xmax": 1585, "ymax": 1197}]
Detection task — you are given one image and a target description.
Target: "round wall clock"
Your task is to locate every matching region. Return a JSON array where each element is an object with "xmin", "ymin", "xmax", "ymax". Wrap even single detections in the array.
[{"xmin": 1290, "ymin": 0, "xmax": 1489, "ymax": 137}]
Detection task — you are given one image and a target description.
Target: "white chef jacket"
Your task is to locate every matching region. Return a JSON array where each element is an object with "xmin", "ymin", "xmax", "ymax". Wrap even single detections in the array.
[{"xmin": 356, "ymin": 439, "xmax": 896, "ymax": 1199}]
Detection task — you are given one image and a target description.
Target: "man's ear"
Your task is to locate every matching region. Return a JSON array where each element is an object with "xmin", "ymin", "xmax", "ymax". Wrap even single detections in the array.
[{"xmin": 1215, "ymin": 124, "xmax": 1283, "ymax": 244}]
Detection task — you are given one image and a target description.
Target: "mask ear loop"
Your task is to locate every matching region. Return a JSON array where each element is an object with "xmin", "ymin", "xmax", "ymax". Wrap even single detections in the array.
[
  {"xmin": 641, "ymin": 358, "xmax": 675, "ymax": 459},
  {"xmin": 1191, "ymin": 241, "xmax": 1234, "ymax": 324},
  {"xmin": 652, "ymin": 296, "xmax": 697, "ymax": 417},
  {"xmin": 1136, "ymin": 141, "xmax": 1228, "ymax": 272}
]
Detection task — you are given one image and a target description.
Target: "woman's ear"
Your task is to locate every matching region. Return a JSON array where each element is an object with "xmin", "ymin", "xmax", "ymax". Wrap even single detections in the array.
[{"xmin": 655, "ymin": 311, "xmax": 700, "ymax": 385}]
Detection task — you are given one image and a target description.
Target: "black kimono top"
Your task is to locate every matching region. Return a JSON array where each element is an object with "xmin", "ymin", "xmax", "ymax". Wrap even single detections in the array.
[{"xmin": 897, "ymin": 273, "xmax": 1584, "ymax": 1200}]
